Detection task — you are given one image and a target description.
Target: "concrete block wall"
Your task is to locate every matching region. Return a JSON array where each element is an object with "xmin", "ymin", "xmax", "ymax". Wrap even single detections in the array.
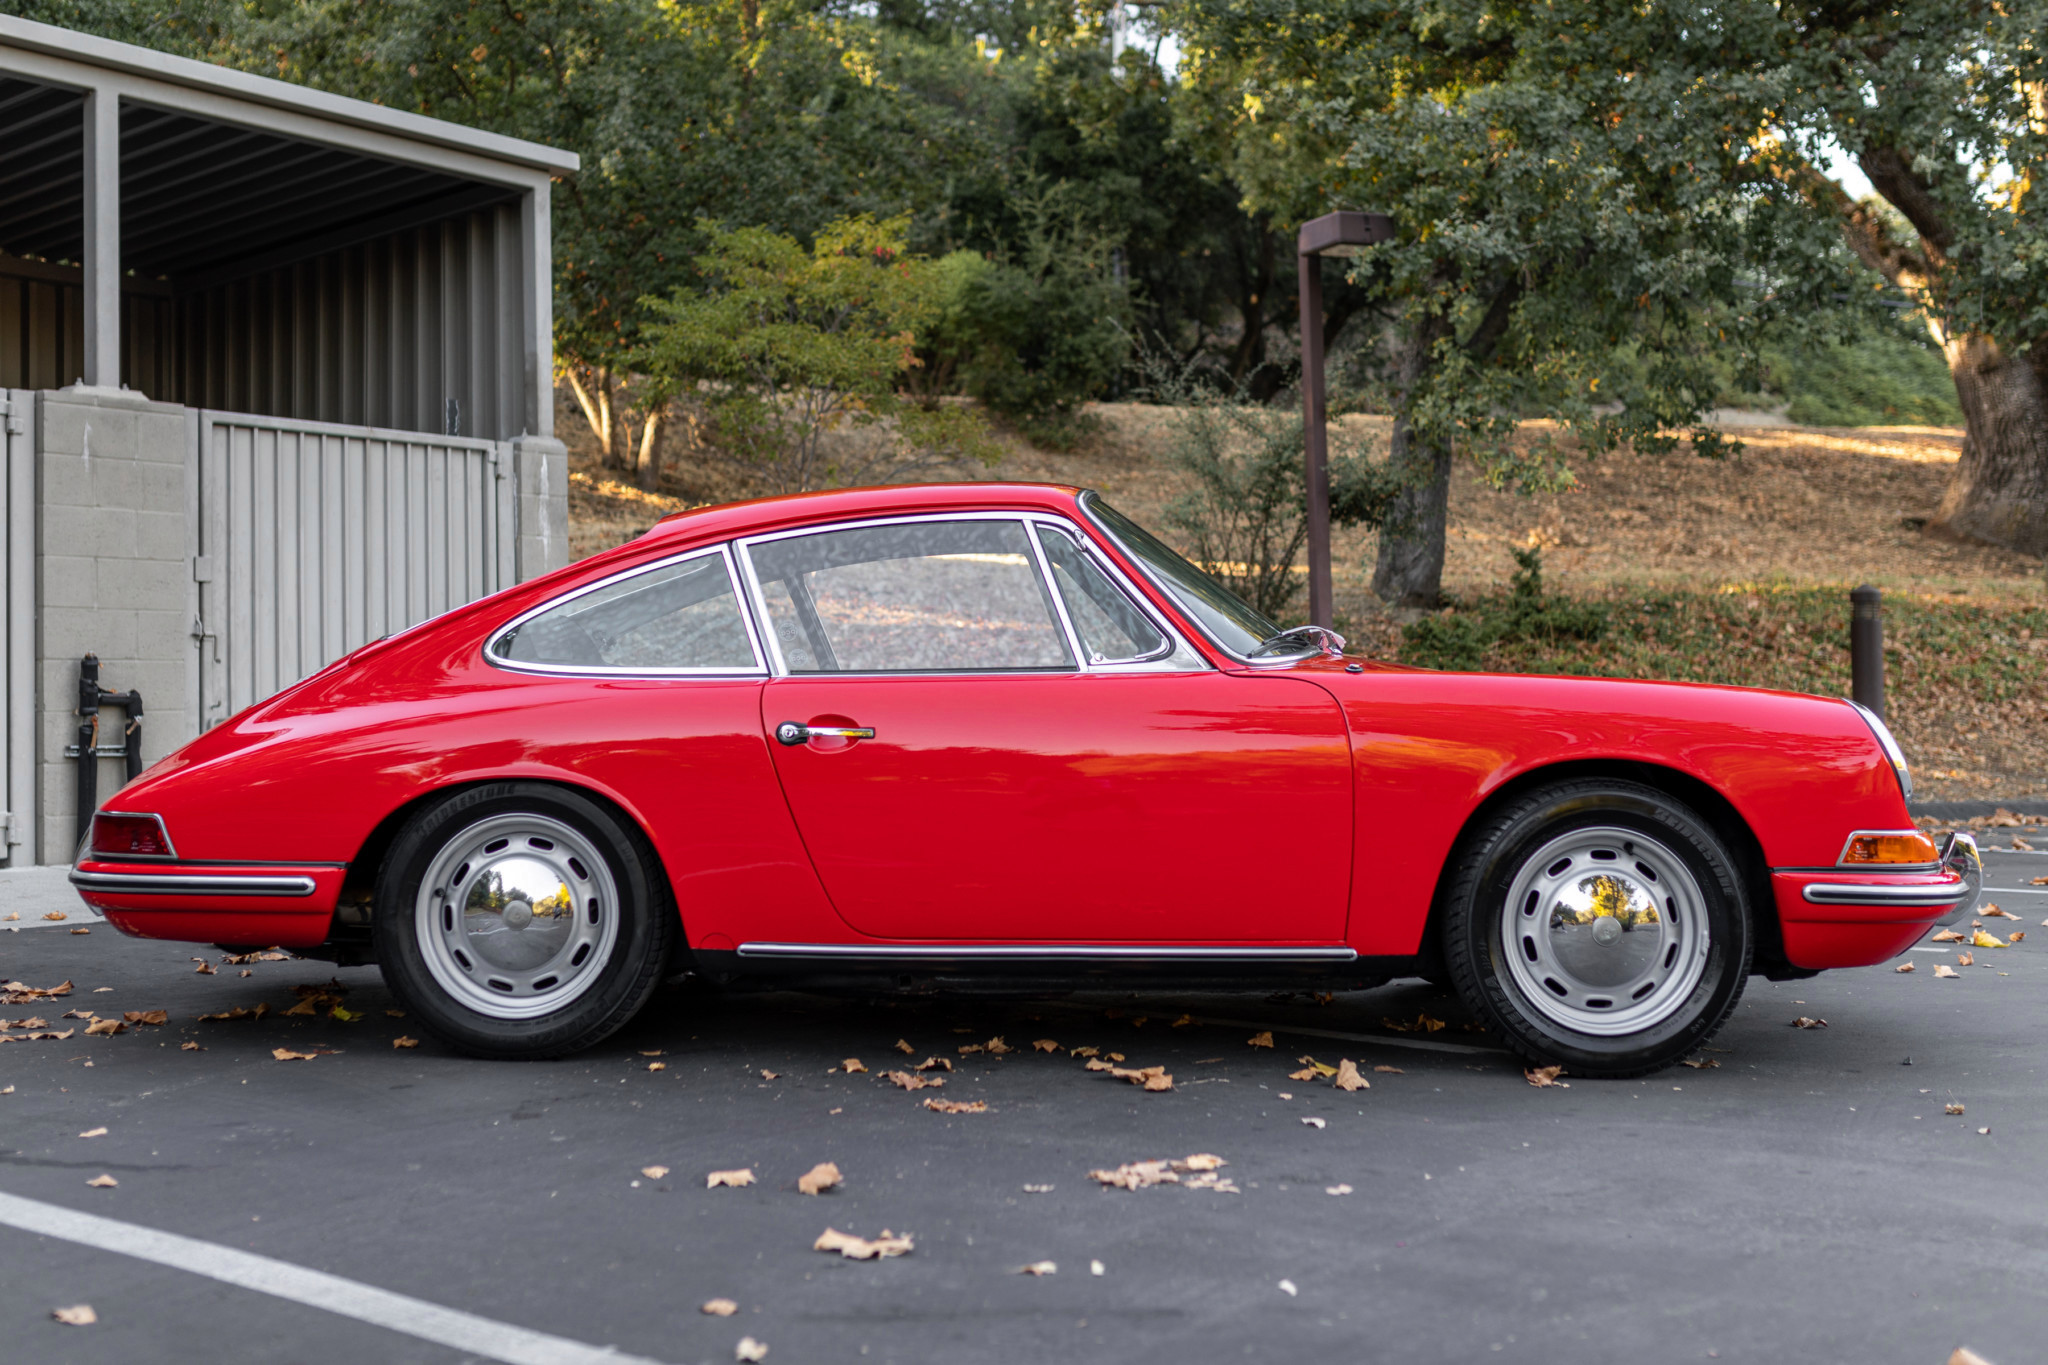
[
  {"xmin": 513, "ymin": 434, "xmax": 569, "ymax": 584},
  {"xmin": 34, "ymin": 387, "xmax": 195, "ymax": 863}
]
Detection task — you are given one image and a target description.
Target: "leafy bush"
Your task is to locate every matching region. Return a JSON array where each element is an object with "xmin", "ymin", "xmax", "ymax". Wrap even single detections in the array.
[
  {"xmin": 634, "ymin": 215, "xmax": 1000, "ymax": 494},
  {"xmin": 1401, "ymin": 548, "xmax": 1609, "ymax": 671},
  {"xmin": 1715, "ymin": 315, "xmax": 1962, "ymax": 427}
]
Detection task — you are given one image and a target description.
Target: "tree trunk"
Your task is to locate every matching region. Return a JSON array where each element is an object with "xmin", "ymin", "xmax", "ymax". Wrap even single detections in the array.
[
  {"xmin": 635, "ymin": 405, "xmax": 665, "ymax": 492},
  {"xmin": 1372, "ymin": 314, "xmax": 1454, "ymax": 608},
  {"xmin": 1932, "ymin": 331, "xmax": 2048, "ymax": 555}
]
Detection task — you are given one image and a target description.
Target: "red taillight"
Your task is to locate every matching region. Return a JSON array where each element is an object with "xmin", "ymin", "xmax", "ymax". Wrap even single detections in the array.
[{"xmin": 91, "ymin": 812, "xmax": 175, "ymax": 858}]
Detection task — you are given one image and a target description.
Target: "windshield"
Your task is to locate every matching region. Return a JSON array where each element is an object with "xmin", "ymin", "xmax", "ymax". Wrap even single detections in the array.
[{"xmin": 1080, "ymin": 492, "xmax": 1287, "ymax": 658}]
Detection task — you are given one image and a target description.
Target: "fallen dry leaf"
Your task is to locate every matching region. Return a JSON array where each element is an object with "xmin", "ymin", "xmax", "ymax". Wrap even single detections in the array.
[
  {"xmin": 813, "ymin": 1226, "xmax": 912, "ymax": 1260},
  {"xmin": 1301, "ymin": 1116, "xmax": 1326, "ymax": 1129},
  {"xmin": 1983, "ymin": 906, "xmax": 2020, "ymax": 919},
  {"xmin": 839, "ymin": 1057, "xmax": 866, "ymax": 1073},
  {"xmin": 86, "ymin": 1174, "xmax": 117, "ymax": 1188},
  {"xmin": 1247, "ymin": 1031, "xmax": 1274, "ymax": 1049},
  {"xmin": 1958, "ymin": 952, "xmax": 1975, "ymax": 967},
  {"xmin": 386, "ymin": 1009, "xmax": 406, "ymax": 1018},
  {"xmin": 198, "ymin": 1004, "xmax": 270, "ymax": 1022},
  {"xmin": 51, "ymin": 1304, "xmax": 95, "ymax": 1326},
  {"xmin": 41, "ymin": 911, "xmax": 66, "ymax": 921},
  {"xmin": 1, "ymin": 979, "xmax": 73, "ymax": 1002},
  {"xmin": 122, "ymin": 1010, "xmax": 167, "ymax": 1026},
  {"xmin": 1931, "ymin": 929, "xmax": 1966, "ymax": 943},
  {"xmin": 1017, "ymin": 1260, "xmax": 1057, "ymax": 1275},
  {"xmin": 180, "ymin": 1042, "xmax": 201, "ymax": 1051},
  {"xmin": 392, "ymin": 1036, "xmax": 419, "ymax": 1049},
  {"xmin": 1088, "ymin": 1154, "xmax": 1235, "ymax": 1192},
  {"xmin": 78, "ymin": 1126, "xmax": 107, "ymax": 1139},
  {"xmin": 1896, "ymin": 962, "xmax": 1916, "ymax": 973},
  {"xmin": 1791, "ymin": 1016, "xmax": 1829, "ymax": 1029},
  {"xmin": 1, "ymin": 1016, "xmax": 48, "ymax": 1030},
  {"xmin": 2014, "ymin": 932, "xmax": 2027, "ymax": 942},
  {"xmin": 642, "ymin": 1165, "xmax": 669, "ymax": 1180},
  {"xmin": 1171, "ymin": 1014, "xmax": 1195, "ymax": 1028},
  {"xmin": 1294, "ymin": 1055, "xmax": 1338, "ymax": 1077},
  {"xmin": 705, "ymin": 1169, "xmax": 755, "ymax": 1189},
  {"xmin": 329, "ymin": 1006, "xmax": 362, "ymax": 1022},
  {"xmin": 70, "ymin": 927, "xmax": 90, "ymax": 935},
  {"xmin": 1681, "ymin": 1058, "xmax": 1722, "ymax": 1069},
  {"xmin": 1972, "ymin": 930, "xmax": 2008, "ymax": 949},
  {"xmin": 225, "ymin": 951, "xmax": 290, "ymax": 964},
  {"xmin": 1374, "ymin": 1065, "xmax": 1404, "ymax": 1074},
  {"xmin": 758, "ymin": 1070, "xmax": 778, "ymax": 1080},
  {"xmin": 1525, "ymin": 1066, "xmax": 1570, "ymax": 1088},
  {"xmin": 1070, "ymin": 1045, "xmax": 1099, "ymax": 1059},
  {"xmin": 1946, "ymin": 1102, "xmax": 1966, "ymax": 1115},
  {"xmin": 1287, "ymin": 1067, "xmax": 1318, "ymax": 1081},
  {"xmin": 84, "ymin": 1018, "xmax": 124, "ymax": 1037},
  {"xmin": 1087, "ymin": 1060, "xmax": 1173, "ymax": 1091},
  {"xmin": 1935, "ymin": 964, "xmax": 1961, "ymax": 978},
  {"xmin": 1022, "ymin": 1183, "xmax": 1054, "ymax": 1193},
  {"xmin": 894, "ymin": 1038, "xmax": 913, "ymax": 1053},
  {"xmin": 915, "ymin": 1056, "xmax": 952, "ymax": 1073},
  {"xmin": 192, "ymin": 960, "xmax": 217, "ymax": 975},
  {"xmin": 797, "ymin": 1162, "xmax": 842, "ymax": 1196},
  {"xmin": 701, "ymin": 1298, "xmax": 738, "ymax": 1316},
  {"xmin": 1326, "ymin": 1184, "xmax": 1354, "ymax": 1196},
  {"xmin": 1032, "ymin": 1039, "xmax": 1059, "ymax": 1053},
  {"xmin": 923, "ymin": 1098, "xmax": 988, "ymax": 1114},
  {"xmin": 647, "ymin": 1061, "xmax": 666, "ymax": 1072},
  {"xmin": 735, "ymin": 1337, "xmax": 768, "ymax": 1362},
  {"xmin": 957, "ymin": 1043, "xmax": 983, "ymax": 1055},
  {"xmin": 2013, "ymin": 836, "xmax": 2035, "ymax": 850},
  {"xmin": 1332, "ymin": 1059, "xmax": 1369, "ymax": 1092},
  {"xmin": 884, "ymin": 1070, "xmax": 943, "ymax": 1091},
  {"xmin": 272, "ymin": 1048, "xmax": 317, "ymax": 1061},
  {"xmin": 985, "ymin": 1037, "xmax": 1012, "ymax": 1055}
]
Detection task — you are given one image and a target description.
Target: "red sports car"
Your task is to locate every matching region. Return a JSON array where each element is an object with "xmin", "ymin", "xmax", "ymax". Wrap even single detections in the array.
[{"xmin": 72, "ymin": 483, "xmax": 1980, "ymax": 1074}]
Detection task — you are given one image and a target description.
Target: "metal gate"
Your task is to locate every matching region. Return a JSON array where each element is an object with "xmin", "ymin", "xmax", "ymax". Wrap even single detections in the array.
[
  {"xmin": 193, "ymin": 411, "xmax": 515, "ymax": 732},
  {"xmin": 1, "ymin": 390, "xmax": 32, "ymax": 866}
]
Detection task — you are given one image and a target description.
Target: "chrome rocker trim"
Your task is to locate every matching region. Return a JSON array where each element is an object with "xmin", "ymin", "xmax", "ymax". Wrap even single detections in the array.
[
  {"xmin": 69, "ymin": 870, "xmax": 318, "ymax": 898},
  {"xmin": 734, "ymin": 943, "xmax": 1358, "ymax": 962}
]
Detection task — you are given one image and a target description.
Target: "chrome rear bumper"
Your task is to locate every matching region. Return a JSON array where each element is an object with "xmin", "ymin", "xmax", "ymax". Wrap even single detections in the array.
[{"xmin": 1794, "ymin": 831, "xmax": 1981, "ymax": 925}]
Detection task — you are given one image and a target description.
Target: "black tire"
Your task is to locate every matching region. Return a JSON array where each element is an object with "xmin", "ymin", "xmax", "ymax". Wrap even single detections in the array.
[
  {"xmin": 1441, "ymin": 779, "xmax": 1751, "ymax": 1078},
  {"xmin": 373, "ymin": 782, "xmax": 675, "ymax": 1059}
]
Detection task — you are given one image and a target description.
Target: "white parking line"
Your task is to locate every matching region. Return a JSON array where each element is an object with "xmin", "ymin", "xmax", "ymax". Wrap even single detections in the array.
[
  {"xmin": 1984, "ymin": 886, "xmax": 2048, "ymax": 895},
  {"xmin": 0, "ymin": 1190, "xmax": 667, "ymax": 1365}
]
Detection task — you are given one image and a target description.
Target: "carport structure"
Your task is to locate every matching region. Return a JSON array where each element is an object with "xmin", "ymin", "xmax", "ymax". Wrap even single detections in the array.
[{"xmin": 0, "ymin": 16, "xmax": 579, "ymax": 866}]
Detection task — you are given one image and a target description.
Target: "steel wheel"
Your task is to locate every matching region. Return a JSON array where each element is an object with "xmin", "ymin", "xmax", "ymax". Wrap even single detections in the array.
[
  {"xmin": 414, "ymin": 812, "xmax": 621, "ymax": 1020},
  {"xmin": 1498, "ymin": 825, "xmax": 1711, "ymax": 1037}
]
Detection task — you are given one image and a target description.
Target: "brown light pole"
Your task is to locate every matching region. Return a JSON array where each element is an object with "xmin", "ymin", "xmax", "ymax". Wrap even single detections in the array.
[{"xmin": 1297, "ymin": 210, "xmax": 1394, "ymax": 628}]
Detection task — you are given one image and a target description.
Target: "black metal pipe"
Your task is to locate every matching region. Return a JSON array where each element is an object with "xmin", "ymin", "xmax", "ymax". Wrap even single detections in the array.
[
  {"xmin": 74, "ymin": 653, "xmax": 146, "ymax": 853},
  {"xmin": 1850, "ymin": 585, "xmax": 1885, "ymax": 719}
]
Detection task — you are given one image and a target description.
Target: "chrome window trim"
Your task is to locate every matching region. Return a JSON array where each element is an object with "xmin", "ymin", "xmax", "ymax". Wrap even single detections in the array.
[
  {"xmin": 1026, "ymin": 517, "xmax": 1181, "ymax": 669},
  {"xmin": 90, "ymin": 810, "xmax": 178, "ymax": 860},
  {"xmin": 734, "ymin": 509, "xmax": 1205, "ymax": 679},
  {"xmin": 483, "ymin": 543, "xmax": 768, "ymax": 679},
  {"xmin": 1076, "ymin": 490, "xmax": 1315, "ymax": 667},
  {"xmin": 1835, "ymin": 828, "xmax": 1941, "ymax": 871}
]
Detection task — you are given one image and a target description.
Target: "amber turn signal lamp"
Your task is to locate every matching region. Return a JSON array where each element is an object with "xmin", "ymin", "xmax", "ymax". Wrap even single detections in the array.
[
  {"xmin": 91, "ymin": 812, "xmax": 175, "ymax": 858},
  {"xmin": 1840, "ymin": 831, "xmax": 1939, "ymax": 865}
]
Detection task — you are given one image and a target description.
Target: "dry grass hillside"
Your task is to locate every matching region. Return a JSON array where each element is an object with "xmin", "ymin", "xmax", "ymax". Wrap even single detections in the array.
[{"xmin": 561, "ymin": 397, "xmax": 2046, "ymax": 802}]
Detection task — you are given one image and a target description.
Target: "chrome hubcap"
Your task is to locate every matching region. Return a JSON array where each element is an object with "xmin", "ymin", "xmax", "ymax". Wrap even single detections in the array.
[
  {"xmin": 415, "ymin": 813, "xmax": 619, "ymax": 1020},
  {"xmin": 1499, "ymin": 825, "xmax": 1710, "ymax": 1037}
]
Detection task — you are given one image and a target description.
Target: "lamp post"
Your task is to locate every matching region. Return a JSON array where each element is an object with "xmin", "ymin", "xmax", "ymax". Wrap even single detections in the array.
[{"xmin": 1297, "ymin": 210, "xmax": 1394, "ymax": 629}]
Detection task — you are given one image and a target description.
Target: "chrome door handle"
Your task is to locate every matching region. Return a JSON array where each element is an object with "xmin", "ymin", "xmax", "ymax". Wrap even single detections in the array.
[{"xmin": 775, "ymin": 721, "xmax": 876, "ymax": 746}]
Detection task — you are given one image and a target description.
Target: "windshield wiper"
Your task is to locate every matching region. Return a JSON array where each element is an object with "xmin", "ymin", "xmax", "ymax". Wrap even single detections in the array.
[{"xmin": 1246, "ymin": 624, "xmax": 1347, "ymax": 659}]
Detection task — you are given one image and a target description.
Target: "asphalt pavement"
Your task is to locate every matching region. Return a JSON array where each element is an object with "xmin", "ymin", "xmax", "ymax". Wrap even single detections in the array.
[{"xmin": 5, "ymin": 853, "xmax": 2047, "ymax": 1365}]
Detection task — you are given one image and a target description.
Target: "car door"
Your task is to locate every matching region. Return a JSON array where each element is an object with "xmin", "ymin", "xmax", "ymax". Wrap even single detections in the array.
[{"xmin": 742, "ymin": 512, "xmax": 1353, "ymax": 944}]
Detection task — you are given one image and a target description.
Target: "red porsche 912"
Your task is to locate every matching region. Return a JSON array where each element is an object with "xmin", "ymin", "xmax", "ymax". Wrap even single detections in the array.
[{"xmin": 70, "ymin": 483, "xmax": 1980, "ymax": 1074}]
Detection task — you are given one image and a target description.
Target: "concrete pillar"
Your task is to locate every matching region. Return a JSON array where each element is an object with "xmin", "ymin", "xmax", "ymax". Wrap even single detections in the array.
[
  {"xmin": 34, "ymin": 388, "xmax": 194, "ymax": 863},
  {"xmin": 80, "ymin": 86, "xmax": 121, "ymax": 390},
  {"xmin": 519, "ymin": 184, "xmax": 554, "ymax": 440},
  {"xmin": 511, "ymin": 434, "xmax": 568, "ymax": 582}
]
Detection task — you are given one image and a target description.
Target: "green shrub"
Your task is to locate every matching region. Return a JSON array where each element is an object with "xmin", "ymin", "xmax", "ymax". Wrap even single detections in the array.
[{"xmin": 1401, "ymin": 548, "xmax": 1609, "ymax": 671}]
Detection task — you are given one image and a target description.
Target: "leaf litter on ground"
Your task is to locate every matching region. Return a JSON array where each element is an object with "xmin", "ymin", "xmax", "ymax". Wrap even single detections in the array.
[
  {"xmin": 705, "ymin": 1169, "xmax": 755, "ymax": 1189},
  {"xmin": 814, "ymin": 1227, "xmax": 912, "ymax": 1259},
  {"xmin": 797, "ymin": 1162, "xmax": 841, "ymax": 1195},
  {"xmin": 923, "ymin": 1098, "xmax": 987, "ymax": 1114},
  {"xmin": 1083, "ymin": 1058, "xmax": 1172, "ymax": 1091},
  {"xmin": 1088, "ymin": 1153, "xmax": 1236, "ymax": 1192}
]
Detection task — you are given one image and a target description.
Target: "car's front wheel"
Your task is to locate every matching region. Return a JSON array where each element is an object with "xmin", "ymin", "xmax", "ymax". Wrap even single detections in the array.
[
  {"xmin": 374, "ymin": 782, "xmax": 674, "ymax": 1058},
  {"xmin": 1442, "ymin": 779, "xmax": 1752, "ymax": 1078}
]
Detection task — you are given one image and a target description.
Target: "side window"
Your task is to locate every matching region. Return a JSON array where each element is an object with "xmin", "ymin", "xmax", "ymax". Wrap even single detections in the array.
[
  {"xmin": 492, "ymin": 552, "xmax": 757, "ymax": 671},
  {"xmin": 1034, "ymin": 524, "xmax": 1169, "ymax": 664},
  {"xmin": 746, "ymin": 519, "xmax": 1074, "ymax": 673}
]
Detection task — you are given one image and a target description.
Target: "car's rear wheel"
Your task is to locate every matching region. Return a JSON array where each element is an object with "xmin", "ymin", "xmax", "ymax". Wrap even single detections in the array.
[
  {"xmin": 374, "ymin": 782, "xmax": 673, "ymax": 1058},
  {"xmin": 1442, "ymin": 779, "xmax": 1751, "ymax": 1078}
]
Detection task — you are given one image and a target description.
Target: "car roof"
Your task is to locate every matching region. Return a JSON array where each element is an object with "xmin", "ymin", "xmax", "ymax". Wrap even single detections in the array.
[{"xmin": 640, "ymin": 482, "xmax": 1088, "ymax": 548}]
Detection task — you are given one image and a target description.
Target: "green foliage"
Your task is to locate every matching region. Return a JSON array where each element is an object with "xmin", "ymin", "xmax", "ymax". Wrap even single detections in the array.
[
  {"xmin": 1400, "ymin": 549, "xmax": 1609, "ymax": 672},
  {"xmin": 634, "ymin": 215, "xmax": 999, "ymax": 493},
  {"xmin": 1140, "ymin": 347, "xmax": 1399, "ymax": 621},
  {"xmin": 1716, "ymin": 321, "xmax": 1963, "ymax": 429},
  {"xmin": 935, "ymin": 180, "xmax": 1133, "ymax": 447}
]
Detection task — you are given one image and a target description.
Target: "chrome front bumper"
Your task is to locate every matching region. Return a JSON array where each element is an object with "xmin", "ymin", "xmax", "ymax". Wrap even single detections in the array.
[{"xmin": 1795, "ymin": 831, "xmax": 1982, "ymax": 926}]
